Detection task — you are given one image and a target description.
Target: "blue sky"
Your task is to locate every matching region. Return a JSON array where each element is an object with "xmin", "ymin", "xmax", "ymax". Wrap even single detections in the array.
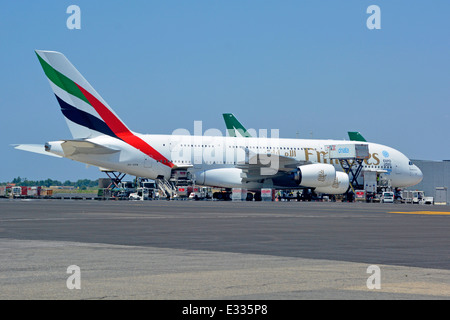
[{"xmin": 1, "ymin": 1, "xmax": 449, "ymax": 182}]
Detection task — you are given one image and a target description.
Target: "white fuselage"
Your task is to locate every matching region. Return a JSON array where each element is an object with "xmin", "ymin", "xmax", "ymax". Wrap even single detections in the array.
[{"xmin": 47, "ymin": 133, "xmax": 423, "ymax": 190}]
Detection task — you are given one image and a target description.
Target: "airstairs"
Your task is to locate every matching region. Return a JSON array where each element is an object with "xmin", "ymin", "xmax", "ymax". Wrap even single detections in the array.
[{"xmin": 155, "ymin": 177, "xmax": 177, "ymax": 198}]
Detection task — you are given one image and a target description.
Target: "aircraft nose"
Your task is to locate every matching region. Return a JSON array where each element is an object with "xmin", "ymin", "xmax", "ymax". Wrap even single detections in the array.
[{"xmin": 412, "ymin": 165, "xmax": 423, "ymax": 185}]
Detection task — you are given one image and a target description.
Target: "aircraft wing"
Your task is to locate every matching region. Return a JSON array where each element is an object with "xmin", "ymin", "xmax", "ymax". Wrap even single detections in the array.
[
  {"xmin": 236, "ymin": 151, "xmax": 307, "ymax": 181},
  {"xmin": 60, "ymin": 140, "xmax": 120, "ymax": 156},
  {"xmin": 13, "ymin": 144, "xmax": 62, "ymax": 158}
]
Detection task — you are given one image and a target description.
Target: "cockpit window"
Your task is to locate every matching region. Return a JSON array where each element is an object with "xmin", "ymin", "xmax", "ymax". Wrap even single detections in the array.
[{"xmin": 409, "ymin": 161, "xmax": 413, "ymax": 165}]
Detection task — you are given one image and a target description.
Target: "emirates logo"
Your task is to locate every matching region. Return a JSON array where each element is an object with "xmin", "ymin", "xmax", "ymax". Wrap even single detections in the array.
[
  {"xmin": 317, "ymin": 170, "xmax": 326, "ymax": 182},
  {"xmin": 332, "ymin": 178, "xmax": 339, "ymax": 189}
]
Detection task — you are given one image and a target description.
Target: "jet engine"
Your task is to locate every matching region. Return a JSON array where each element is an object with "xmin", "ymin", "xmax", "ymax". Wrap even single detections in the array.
[
  {"xmin": 196, "ymin": 168, "xmax": 265, "ymax": 189},
  {"xmin": 196, "ymin": 168, "xmax": 244, "ymax": 188},
  {"xmin": 314, "ymin": 171, "xmax": 350, "ymax": 194},
  {"xmin": 293, "ymin": 163, "xmax": 336, "ymax": 188}
]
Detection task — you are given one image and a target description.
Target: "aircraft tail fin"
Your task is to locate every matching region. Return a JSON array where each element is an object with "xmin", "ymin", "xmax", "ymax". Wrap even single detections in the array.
[
  {"xmin": 348, "ymin": 131, "xmax": 367, "ymax": 142},
  {"xmin": 222, "ymin": 113, "xmax": 252, "ymax": 138},
  {"xmin": 35, "ymin": 50, "xmax": 130, "ymax": 140}
]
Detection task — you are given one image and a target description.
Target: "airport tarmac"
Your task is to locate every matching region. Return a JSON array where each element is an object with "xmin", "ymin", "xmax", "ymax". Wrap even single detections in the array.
[{"xmin": 0, "ymin": 199, "xmax": 449, "ymax": 300}]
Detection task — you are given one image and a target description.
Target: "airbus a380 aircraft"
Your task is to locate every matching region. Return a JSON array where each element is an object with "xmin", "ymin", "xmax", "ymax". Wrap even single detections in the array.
[{"xmin": 15, "ymin": 51, "xmax": 423, "ymax": 194}]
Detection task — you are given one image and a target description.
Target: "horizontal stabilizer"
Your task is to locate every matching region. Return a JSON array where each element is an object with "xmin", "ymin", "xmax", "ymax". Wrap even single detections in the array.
[
  {"xmin": 13, "ymin": 144, "xmax": 62, "ymax": 158},
  {"xmin": 61, "ymin": 140, "xmax": 120, "ymax": 156}
]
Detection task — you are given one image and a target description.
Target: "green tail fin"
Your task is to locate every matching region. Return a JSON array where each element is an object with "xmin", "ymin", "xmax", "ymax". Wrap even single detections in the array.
[
  {"xmin": 348, "ymin": 131, "xmax": 367, "ymax": 142},
  {"xmin": 222, "ymin": 113, "xmax": 252, "ymax": 138}
]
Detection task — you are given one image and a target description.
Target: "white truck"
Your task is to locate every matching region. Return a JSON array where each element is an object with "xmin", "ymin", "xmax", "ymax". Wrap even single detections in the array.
[
  {"xmin": 412, "ymin": 191, "xmax": 425, "ymax": 204},
  {"xmin": 381, "ymin": 191, "xmax": 394, "ymax": 203},
  {"xmin": 402, "ymin": 190, "xmax": 432, "ymax": 204},
  {"xmin": 129, "ymin": 187, "xmax": 153, "ymax": 200}
]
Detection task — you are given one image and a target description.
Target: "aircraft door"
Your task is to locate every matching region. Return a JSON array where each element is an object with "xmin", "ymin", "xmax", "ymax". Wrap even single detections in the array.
[{"xmin": 144, "ymin": 156, "xmax": 152, "ymax": 168}]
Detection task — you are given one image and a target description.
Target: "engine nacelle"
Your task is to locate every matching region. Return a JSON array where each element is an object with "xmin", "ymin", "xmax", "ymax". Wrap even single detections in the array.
[
  {"xmin": 196, "ymin": 168, "xmax": 244, "ymax": 188},
  {"xmin": 294, "ymin": 163, "xmax": 336, "ymax": 188},
  {"xmin": 314, "ymin": 171, "xmax": 350, "ymax": 194}
]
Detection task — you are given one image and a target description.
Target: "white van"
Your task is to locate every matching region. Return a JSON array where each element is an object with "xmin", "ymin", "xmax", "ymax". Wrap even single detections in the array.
[{"xmin": 382, "ymin": 191, "xmax": 394, "ymax": 203}]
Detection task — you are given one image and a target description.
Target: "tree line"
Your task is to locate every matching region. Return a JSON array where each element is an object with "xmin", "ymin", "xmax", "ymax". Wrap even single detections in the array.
[{"xmin": 1, "ymin": 177, "xmax": 99, "ymax": 188}]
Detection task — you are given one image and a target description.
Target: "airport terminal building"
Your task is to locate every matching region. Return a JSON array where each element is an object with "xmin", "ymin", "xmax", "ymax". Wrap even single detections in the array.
[{"xmin": 409, "ymin": 159, "xmax": 450, "ymax": 204}]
